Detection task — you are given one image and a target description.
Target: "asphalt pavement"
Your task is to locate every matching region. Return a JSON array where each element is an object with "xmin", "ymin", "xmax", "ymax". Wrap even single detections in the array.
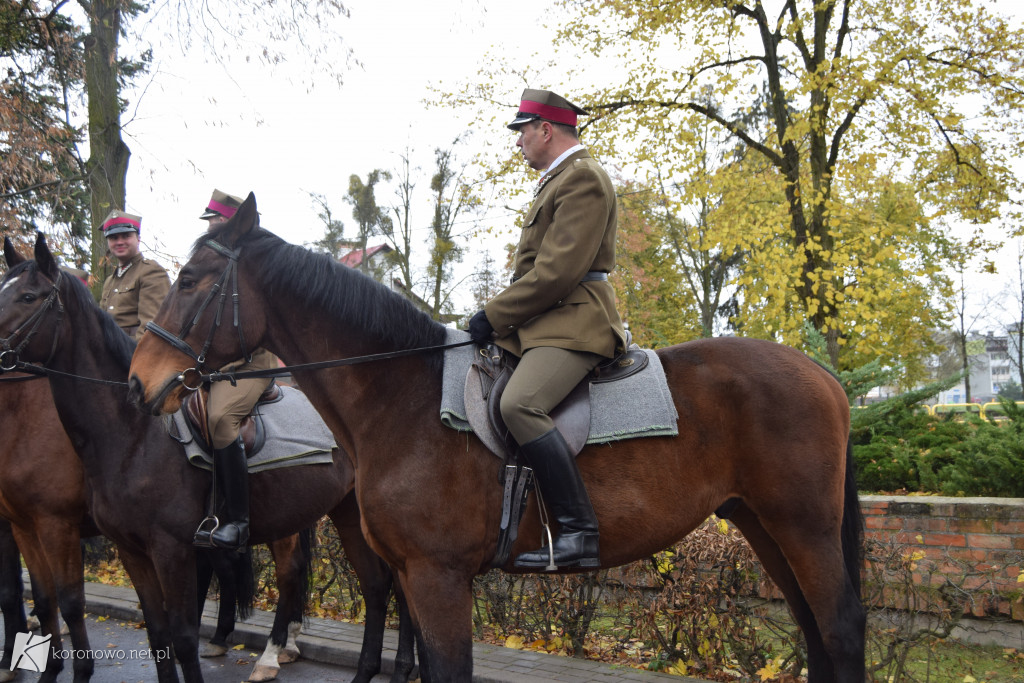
[{"xmin": 10, "ymin": 575, "xmax": 701, "ymax": 682}]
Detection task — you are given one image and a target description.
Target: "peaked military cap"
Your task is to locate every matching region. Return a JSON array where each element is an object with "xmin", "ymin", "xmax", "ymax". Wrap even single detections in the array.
[
  {"xmin": 100, "ymin": 209, "xmax": 142, "ymax": 236},
  {"xmin": 199, "ymin": 189, "xmax": 245, "ymax": 220},
  {"xmin": 507, "ymin": 88, "xmax": 589, "ymax": 131}
]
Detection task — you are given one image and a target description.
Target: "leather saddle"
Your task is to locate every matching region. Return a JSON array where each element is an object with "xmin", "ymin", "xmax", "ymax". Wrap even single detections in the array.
[
  {"xmin": 467, "ymin": 332, "xmax": 649, "ymax": 461},
  {"xmin": 182, "ymin": 381, "xmax": 282, "ymax": 456}
]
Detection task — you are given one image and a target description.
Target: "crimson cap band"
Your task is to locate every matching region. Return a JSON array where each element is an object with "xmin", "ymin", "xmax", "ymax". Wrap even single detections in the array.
[
  {"xmin": 200, "ymin": 189, "xmax": 245, "ymax": 220},
  {"xmin": 100, "ymin": 210, "xmax": 141, "ymax": 236},
  {"xmin": 508, "ymin": 89, "xmax": 588, "ymax": 131}
]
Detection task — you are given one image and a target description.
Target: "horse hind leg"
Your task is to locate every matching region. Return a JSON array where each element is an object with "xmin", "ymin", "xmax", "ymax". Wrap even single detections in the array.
[
  {"xmin": 249, "ymin": 533, "xmax": 310, "ymax": 682},
  {"xmin": 732, "ymin": 502, "xmax": 866, "ymax": 683}
]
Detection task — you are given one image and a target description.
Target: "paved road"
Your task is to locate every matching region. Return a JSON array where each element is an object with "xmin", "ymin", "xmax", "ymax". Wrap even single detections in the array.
[
  {"xmin": 10, "ymin": 575, "xmax": 698, "ymax": 683},
  {"xmin": 42, "ymin": 612, "xmax": 371, "ymax": 683}
]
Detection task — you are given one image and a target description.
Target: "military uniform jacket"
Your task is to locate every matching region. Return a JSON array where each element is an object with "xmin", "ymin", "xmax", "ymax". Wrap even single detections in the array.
[
  {"xmin": 99, "ymin": 252, "xmax": 170, "ymax": 341},
  {"xmin": 485, "ymin": 148, "xmax": 626, "ymax": 358}
]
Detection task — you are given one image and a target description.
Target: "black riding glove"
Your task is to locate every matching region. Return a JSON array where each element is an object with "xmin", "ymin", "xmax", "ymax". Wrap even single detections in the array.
[{"xmin": 468, "ymin": 310, "xmax": 494, "ymax": 345}]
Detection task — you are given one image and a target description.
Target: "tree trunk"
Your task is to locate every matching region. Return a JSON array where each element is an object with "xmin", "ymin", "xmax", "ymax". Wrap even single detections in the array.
[{"xmin": 81, "ymin": 0, "xmax": 131, "ymax": 298}]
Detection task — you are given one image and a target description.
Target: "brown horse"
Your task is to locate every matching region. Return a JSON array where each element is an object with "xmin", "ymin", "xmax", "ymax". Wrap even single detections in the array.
[
  {"xmin": 126, "ymin": 194, "xmax": 867, "ymax": 683},
  {"xmin": 0, "ymin": 371, "xmax": 323, "ymax": 683},
  {"xmin": 0, "ymin": 234, "xmax": 415, "ymax": 683},
  {"xmin": 0, "ymin": 372, "xmax": 98, "ymax": 683}
]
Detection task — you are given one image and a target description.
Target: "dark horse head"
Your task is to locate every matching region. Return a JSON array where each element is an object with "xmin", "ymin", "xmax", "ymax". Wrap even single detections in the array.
[
  {"xmin": 128, "ymin": 191, "xmax": 446, "ymax": 415},
  {"xmin": 1, "ymin": 233, "xmax": 135, "ymax": 373}
]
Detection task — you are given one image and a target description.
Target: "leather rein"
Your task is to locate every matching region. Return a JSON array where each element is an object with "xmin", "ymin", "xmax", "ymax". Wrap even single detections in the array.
[{"xmin": 145, "ymin": 238, "xmax": 474, "ymax": 391}]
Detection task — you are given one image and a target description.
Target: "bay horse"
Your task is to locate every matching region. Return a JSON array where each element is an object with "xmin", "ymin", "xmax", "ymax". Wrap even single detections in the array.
[
  {"xmin": 0, "ymin": 371, "xmax": 99, "ymax": 683},
  {"xmin": 128, "ymin": 193, "xmax": 866, "ymax": 683},
  {"xmin": 0, "ymin": 234, "xmax": 415, "ymax": 683},
  {"xmin": 0, "ymin": 367, "xmax": 316, "ymax": 683}
]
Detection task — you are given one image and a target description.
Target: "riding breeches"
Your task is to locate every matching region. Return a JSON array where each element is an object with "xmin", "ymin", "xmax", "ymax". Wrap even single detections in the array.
[
  {"xmin": 499, "ymin": 346, "xmax": 602, "ymax": 445},
  {"xmin": 206, "ymin": 376, "xmax": 273, "ymax": 450}
]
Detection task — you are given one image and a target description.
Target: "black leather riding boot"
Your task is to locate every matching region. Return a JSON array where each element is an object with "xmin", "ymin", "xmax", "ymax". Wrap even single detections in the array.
[
  {"xmin": 198, "ymin": 438, "xmax": 250, "ymax": 552},
  {"xmin": 513, "ymin": 429, "xmax": 600, "ymax": 570}
]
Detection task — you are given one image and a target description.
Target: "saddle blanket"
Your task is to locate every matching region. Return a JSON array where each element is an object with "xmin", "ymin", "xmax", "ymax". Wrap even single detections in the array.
[
  {"xmin": 440, "ymin": 328, "xmax": 679, "ymax": 444},
  {"xmin": 165, "ymin": 385, "xmax": 337, "ymax": 473}
]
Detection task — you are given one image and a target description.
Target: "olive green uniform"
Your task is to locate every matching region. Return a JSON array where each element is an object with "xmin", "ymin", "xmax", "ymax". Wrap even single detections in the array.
[
  {"xmin": 486, "ymin": 148, "xmax": 626, "ymax": 442},
  {"xmin": 99, "ymin": 253, "xmax": 170, "ymax": 341}
]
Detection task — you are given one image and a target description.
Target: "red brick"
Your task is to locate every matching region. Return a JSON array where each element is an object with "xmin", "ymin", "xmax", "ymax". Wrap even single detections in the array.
[
  {"xmin": 993, "ymin": 519, "xmax": 1024, "ymax": 535},
  {"xmin": 921, "ymin": 532, "xmax": 967, "ymax": 547},
  {"xmin": 948, "ymin": 518, "xmax": 994, "ymax": 534},
  {"xmin": 864, "ymin": 516, "xmax": 904, "ymax": 531},
  {"xmin": 967, "ymin": 533, "xmax": 1013, "ymax": 549}
]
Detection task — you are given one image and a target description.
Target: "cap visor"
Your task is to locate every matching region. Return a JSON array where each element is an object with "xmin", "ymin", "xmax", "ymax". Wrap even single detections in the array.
[
  {"xmin": 199, "ymin": 209, "xmax": 220, "ymax": 219},
  {"xmin": 103, "ymin": 226, "xmax": 137, "ymax": 236},
  {"xmin": 507, "ymin": 114, "xmax": 539, "ymax": 131}
]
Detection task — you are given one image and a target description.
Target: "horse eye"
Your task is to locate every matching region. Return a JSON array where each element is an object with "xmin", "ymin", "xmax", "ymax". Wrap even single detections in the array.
[
  {"xmin": 18, "ymin": 293, "xmax": 37, "ymax": 303},
  {"xmin": 179, "ymin": 278, "xmax": 195, "ymax": 290}
]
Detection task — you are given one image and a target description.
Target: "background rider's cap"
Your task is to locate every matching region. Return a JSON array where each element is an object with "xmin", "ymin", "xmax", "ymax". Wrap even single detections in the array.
[
  {"xmin": 100, "ymin": 209, "xmax": 142, "ymax": 236},
  {"xmin": 199, "ymin": 189, "xmax": 245, "ymax": 220},
  {"xmin": 507, "ymin": 88, "xmax": 588, "ymax": 131}
]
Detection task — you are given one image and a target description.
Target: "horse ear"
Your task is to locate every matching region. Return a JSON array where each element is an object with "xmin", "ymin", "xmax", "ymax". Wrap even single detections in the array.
[
  {"xmin": 221, "ymin": 192, "xmax": 259, "ymax": 246},
  {"xmin": 33, "ymin": 232, "xmax": 59, "ymax": 280},
  {"xmin": 3, "ymin": 236, "xmax": 26, "ymax": 268}
]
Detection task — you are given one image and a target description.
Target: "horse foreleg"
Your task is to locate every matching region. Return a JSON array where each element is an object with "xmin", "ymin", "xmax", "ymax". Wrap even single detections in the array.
[
  {"xmin": 39, "ymin": 522, "xmax": 94, "ymax": 683},
  {"xmin": 398, "ymin": 564, "xmax": 474, "ymax": 683},
  {"xmin": 12, "ymin": 532, "xmax": 65, "ymax": 683},
  {"xmin": 117, "ymin": 550, "xmax": 181, "ymax": 683},
  {"xmin": 330, "ymin": 500, "xmax": 391, "ymax": 683},
  {"xmin": 0, "ymin": 522, "xmax": 28, "ymax": 680},
  {"xmin": 390, "ymin": 581, "xmax": 418, "ymax": 683},
  {"xmin": 153, "ymin": 548, "xmax": 204, "ymax": 683}
]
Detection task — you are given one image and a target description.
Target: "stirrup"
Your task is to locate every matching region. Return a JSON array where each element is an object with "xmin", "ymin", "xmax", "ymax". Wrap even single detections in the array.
[{"xmin": 193, "ymin": 516, "xmax": 220, "ymax": 548}]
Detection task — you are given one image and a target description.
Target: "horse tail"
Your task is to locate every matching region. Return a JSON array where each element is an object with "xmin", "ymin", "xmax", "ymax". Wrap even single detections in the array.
[
  {"xmin": 296, "ymin": 526, "xmax": 316, "ymax": 624},
  {"xmin": 235, "ymin": 545, "xmax": 256, "ymax": 622},
  {"xmin": 840, "ymin": 436, "xmax": 864, "ymax": 598}
]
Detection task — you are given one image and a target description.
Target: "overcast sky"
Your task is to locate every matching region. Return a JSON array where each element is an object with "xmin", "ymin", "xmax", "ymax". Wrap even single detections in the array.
[
  {"xmin": 121, "ymin": 0, "xmax": 555, "ymax": 300},
  {"xmin": 113, "ymin": 0, "xmax": 1024, "ymax": 327}
]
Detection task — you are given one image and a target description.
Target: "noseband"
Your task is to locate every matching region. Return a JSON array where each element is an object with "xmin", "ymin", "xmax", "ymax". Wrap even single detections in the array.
[
  {"xmin": 144, "ymin": 239, "xmax": 252, "ymax": 391},
  {"xmin": 0, "ymin": 270, "xmax": 64, "ymax": 372}
]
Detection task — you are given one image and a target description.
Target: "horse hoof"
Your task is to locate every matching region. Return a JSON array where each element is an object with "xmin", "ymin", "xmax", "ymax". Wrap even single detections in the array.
[
  {"xmin": 0, "ymin": 669, "xmax": 17, "ymax": 682},
  {"xmin": 277, "ymin": 648, "xmax": 300, "ymax": 664},
  {"xmin": 248, "ymin": 664, "xmax": 280, "ymax": 682},
  {"xmin": 26, "ymin": 615, "xmax": 40, "ymax": 630},
  {"xmin": 200, "ymin": 642, "xmax": 228, "ymax": 658}
]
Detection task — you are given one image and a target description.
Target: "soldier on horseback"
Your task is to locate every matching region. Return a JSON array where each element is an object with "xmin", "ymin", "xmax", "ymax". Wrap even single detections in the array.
[{"xmin": 468, "ymin": 89, "xmax": 627, "ymax": 570}]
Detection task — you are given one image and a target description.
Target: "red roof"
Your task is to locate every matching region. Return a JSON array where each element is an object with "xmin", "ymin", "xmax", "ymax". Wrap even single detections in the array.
[{"xmin": 338, "ymin": 244, "xmax": 391, "ymax": 268}]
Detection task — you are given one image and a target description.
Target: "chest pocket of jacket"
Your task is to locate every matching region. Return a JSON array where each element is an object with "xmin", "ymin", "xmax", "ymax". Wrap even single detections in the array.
[{"xmin": 522, "ymin": 203, "xmax": 541, "ymax": 229}]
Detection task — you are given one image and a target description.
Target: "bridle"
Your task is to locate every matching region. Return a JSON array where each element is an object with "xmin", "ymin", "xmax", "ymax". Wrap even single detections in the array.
[
  {"xmin": 144, "ymin": 239, "xmax": 252, "ymax": 391},
  {"xmin": 0, "ymin": 270, "xmax": 64, "ymax": 373}
]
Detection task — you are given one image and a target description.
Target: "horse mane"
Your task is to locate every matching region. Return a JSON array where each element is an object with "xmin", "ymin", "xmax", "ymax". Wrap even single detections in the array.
[
  {"xmin": 197, "ymin": 225, "xmax": 449, "ymax": 370},
  {"xmin": 52, "ymin": 264, "xmax": 138, "ymax": 371}
]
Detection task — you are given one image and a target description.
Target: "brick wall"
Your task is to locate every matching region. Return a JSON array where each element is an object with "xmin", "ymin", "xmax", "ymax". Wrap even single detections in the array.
[{"xmin": 860, "ymin": 495, "xmax": 1024, "ymax": 619}]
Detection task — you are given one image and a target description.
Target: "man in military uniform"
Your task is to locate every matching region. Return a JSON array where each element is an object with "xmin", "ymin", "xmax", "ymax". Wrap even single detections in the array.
[
  {"xmin": 468, "ymin": 89, "xmax": 627, "ymax": 570},
  {"xmin": 192, "ymin": 189, "xmax": 279, "ymax": 552},
  {"xmin": 98, "ymin": 210, "xmax": 170, "ymax": 341}
]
